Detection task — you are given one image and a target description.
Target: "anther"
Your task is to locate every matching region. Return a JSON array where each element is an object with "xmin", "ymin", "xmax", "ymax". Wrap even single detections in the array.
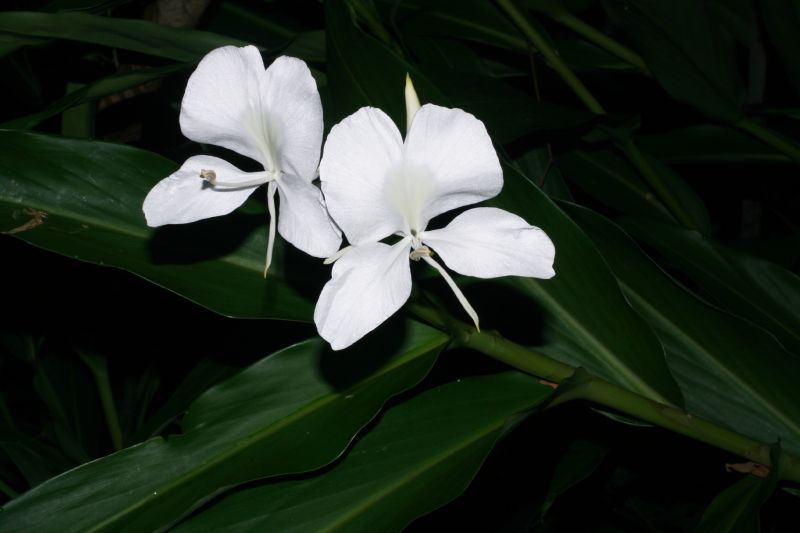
[
  {"xmin": 199, "ymin": 169, "xmax": 217, "ymax": 185},
  {"xmin": 410, "ymin": 245, "xmax": 433, "ymax": 261}
]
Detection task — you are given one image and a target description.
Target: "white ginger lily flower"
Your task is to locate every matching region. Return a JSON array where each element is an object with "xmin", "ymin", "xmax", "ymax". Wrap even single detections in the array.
[
  {"xmin": 142, "ymin": 46, "xmax": 342, "ymax": 275},
  {"xmin": 315, "ymin": 86, "xmax": 556, "ymax": 350}
]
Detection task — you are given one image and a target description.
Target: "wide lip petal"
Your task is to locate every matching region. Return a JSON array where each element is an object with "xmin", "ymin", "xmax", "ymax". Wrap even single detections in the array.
[
  {"xmin": 142, "ymin": 155, "xmax": 262, "ymax": 227},
  {"xmin": 276, "ymin": 176, "xmax": 342, "ymax": 258},
  {"xmin": 420, "ymin": 207, "xmax": 555, "ymax": 279},
  {"xmin": 404, "ymin": 104, "xmax": 503, "ymax": 230},
  {"xmin": 314, "ymin": 238, "xmax": 412, "ymax": 350},
  {"xmin": 179, "ymin": 45, "xmax": 269, "ymax": 166},
  {"xmin": 319, "ymin": 107, "xmax": 406, "ymax": 245},
  {"xmin": 261, "ymin": 56, "xmax": 323, "ymax": 181}
]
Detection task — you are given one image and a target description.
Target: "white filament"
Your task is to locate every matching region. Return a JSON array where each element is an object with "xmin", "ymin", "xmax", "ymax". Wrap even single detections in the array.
[{"xmin": 421, "ymin": 255, "xmax": 480, "ymax": 331}]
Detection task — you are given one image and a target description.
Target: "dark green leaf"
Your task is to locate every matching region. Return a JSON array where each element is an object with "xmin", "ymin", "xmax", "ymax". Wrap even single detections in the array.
[
  {"xmin": 496, "ymin": 164, "xmax": 684, "ymax": 406},
  {"xmin": 602, "ymin": 0, "xmax": 745, "ymax": 121},
  {"xmin": 0, "ymin": 11, "xmax": 251, "ymax": 62},
  {"xmin": 0, "ymin": 428, "xmax": 74, "ymax": 488},
  {"xmin": 0, "ymin": 323, "xmax": 448, "ymax": 532},
  {"xmin": 695, "ymin": 447, "xmax": 780, "ymax": 532},
  {"xmin": 622, "ymin": 218, "xmax": 800, "ymax": 356},
  {"xmin": 0, "ymin": 130, "xmax": 315, "ymax": 320},
  {"xmin": 2, "ymin": 63, "xmax": 190, "ymax": 130},
  {"xmin": 568, "ymin": 206, "xmax": 800, "ymax": 456},
  {"xmin": 638, "ymin": 126, "xmax": 790, "ymax": 164},
  {"xmin": 761, "ymin": 0, "xmax": 800, "ymax": 97},
  {"xmin": 174, "ymin": 372, "xmax": 553, "ymax": 532},
  {"xmin": 541, "ymin": 438, "xmax": 608, "ymax": 517}
]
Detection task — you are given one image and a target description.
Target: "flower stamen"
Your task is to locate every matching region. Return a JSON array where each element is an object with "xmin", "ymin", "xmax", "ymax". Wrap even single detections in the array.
[
  {"xmin": 421, "ymin": 254, "xmax": 480, "ymax": 331},
  {"xmin": 264, "ymin": 181, "xmax": 278, "ymax": 277},
  {"xmin": 199, "ymin": 169, "xmax": 280, "ymax": 189},
  {"xmin": 409, "ymin": 245, "xmax": 433, "ymax": 261}
]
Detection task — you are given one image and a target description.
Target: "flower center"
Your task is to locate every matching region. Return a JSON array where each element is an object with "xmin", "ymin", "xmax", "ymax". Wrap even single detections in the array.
[{"xmin": 385, "ymin": 163, "xmax": 435, "ymax": 235}]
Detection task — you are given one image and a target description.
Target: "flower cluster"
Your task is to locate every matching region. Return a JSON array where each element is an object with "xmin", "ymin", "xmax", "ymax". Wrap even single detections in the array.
[{"xmin": 144, "ymin": 46, "xmax": 556, "ymax": 350}]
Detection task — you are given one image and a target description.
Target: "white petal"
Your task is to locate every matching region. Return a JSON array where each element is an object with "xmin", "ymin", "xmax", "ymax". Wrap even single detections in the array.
[
  {"xmin": 404, "ymin": 104, "xmax": 502, "ymax": 226},
  {"xmin": 143, "ymin": 155, "xmax": 261, "ymax": 227},
  {"xmin": 320, "ymin": 107, "xmax": 405, "ymax": 245},
  {"xmin": 315, "ymin": 239, "xmax": 412, "ymax": 350},
  {"xmin": 276, "ymin": 176, "xmax": 342, "ymax": 258},
  {"xmin": 179, "ymin": 46, "xmax": 268, "ymax": 165},
  {"xmin": 262, "ymin": 56, "xmax": 323, "ymax": 181},
  {"xmin": 421, "ymin": 207, "xmax": 555, "ymax": 279}
]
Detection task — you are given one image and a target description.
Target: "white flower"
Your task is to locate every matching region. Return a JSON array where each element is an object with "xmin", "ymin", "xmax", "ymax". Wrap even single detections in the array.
[
  {"xmin": 142, "ymin": 46, "xmax": 341, "ymax": 275},
  {"xmin": 315, "ymin": 94, "xmax": 556, "ymax": 350}
]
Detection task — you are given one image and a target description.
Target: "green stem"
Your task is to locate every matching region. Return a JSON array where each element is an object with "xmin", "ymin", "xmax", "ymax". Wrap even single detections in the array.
[
  {"xmin": 412, "ymin": 305, "xmax": 800, "ymax": 483},
  {"xmin": 618, "ymin": 137, "xmax": 700, "ymax": 230},
  {"xmin": 554, "ymin": 11, "xmax": 650, "ymax": 75},
  {"xmin": 495, "ymin": 0, "xmax": 605, "ymax": 114},
  {"xmin": 79, "ymin": 351, "xmax": 123, "ymax": 451},
  {"xmin": 0, "ymin": 478, "xmax": 19, "ymax": 499},
  {"xmin": 737, "ymin": 117, "xmax": 800, "ymax": 163}
]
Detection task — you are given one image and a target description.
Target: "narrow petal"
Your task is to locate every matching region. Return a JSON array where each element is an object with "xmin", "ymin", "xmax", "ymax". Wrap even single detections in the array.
[
  {"xmin": 262, "ymin": 56, "xmax": 323, "ymax": 181},
  {"xmin": 276, "ymin": 176, "xmax": 342, "ymax": 258},
  {"xmin": 320, "ymin": 107, "xmax": 405, "ymax": 245},
  {"xmin": 315, "ymin": 240, "xmax": 412, "ymax": 350},
  {"xmin": 404, "ymin": 104, "xmax": 502, "ymax": 227},
  {"xmin": 421, "ymin": 207, "xmax": 555, "ymax": 279},
  {"xmin": 179, "ymin": 46, "xmax": 268, "ymax": 165},
  {"xmin": 143, "ymin": 155, "xmax": 262, "ymax": 227}
]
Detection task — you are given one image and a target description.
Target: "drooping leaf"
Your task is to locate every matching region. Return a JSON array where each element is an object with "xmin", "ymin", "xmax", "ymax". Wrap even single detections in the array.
[
  {"xmin": 601, "ymin": 0, "xmax": 745, "ymax": 122},
  {"xmin": 0, "ymin": 428, "xmax": 74, "ymax": 489},
  {"xmin": 174, "ymin": 372, "xmax": 553, "ymax": 532},
  {"xmin": 0, "ymin": 11, "xmax": 252, "ymax": 62},
  {"xmin": 0, "ymin": 323, "xmax": 448, "ymax": 532},
  {"xmin": 622, "ymin": 218, "xmax": 800, "ymax": 356},
  {"xmin": 567, "ymin": 206, "xmax": 800, "ymax": 456},
  {"xmin": 0, "ymin": 130, "xmax": 315, "ymax": 320}
]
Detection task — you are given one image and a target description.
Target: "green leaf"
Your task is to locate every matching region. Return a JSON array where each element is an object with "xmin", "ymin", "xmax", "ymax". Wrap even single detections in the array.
[
  {"xmin": 761, "ymin": 0, "xmax": 800, "ymax": 97},
  {"xmin": 173, "ymin": 372, "xmax": 553, "ymax": 532},
  {"xmin": 0, "ymin": 130, "xmax": 315, "ymax": 320},
  {"xmin": 622, "ymin": 218, "xmax": 800, "ymax": 356},
  {"xmin": 558, "ymin": 149, "xmax": 674, "ymax": 222},
  {"xmin": 638, "ymin": 126, "xmax": 790, "ymax": 164},
  {"xmin": 601, "ymin": 0, "xmax": 745, "ymax": 121},
  {"xmin": 2, "ymin": 63, "xmax": 190, "ymax": 130},
  {"xmin": 0, "ymin": 428, "xmax": 74, "ymax": 488},
  {"xmin": 695, "ymin": 448, "xmax": 780, "ymax": 532},
  {"xmin": 567, "ymin": 206, "xmax": 800, "ymax": 456},
  {"xmin": 0, "ymin": 11, "xmax": 251, "ymax": 61},
  {"xmin": 325, "ymin": 0, "xmax": 448, "ymax": 127},
  {"xmin": 391, "ymin": 0, "xmax": 527, "ymax": 52},
  {"xmin": 495, "ymin": 164, "xmax": 684, "ymax": 406},
  {"xmin": 0, "ymin": 322, "xmax": 448, "ymax": 532},
  {"xmin": 541, "ymin": 438, "xmax": 608, "ymax": 517}
]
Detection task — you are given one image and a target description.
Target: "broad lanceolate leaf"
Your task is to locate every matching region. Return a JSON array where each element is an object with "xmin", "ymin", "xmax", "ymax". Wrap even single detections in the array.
[
  {"xmin": 569, "ymin": 206, "xmax": 800, "ymax": 456},
  {"xmin": 174, "ymin": 372, "xmax": 553, "ymax": 532},
  {"xmin": 622, "ymin": 218, "xmax": 800, "ymax": 356},
  {"xmin": 602, "ymin": 0, "xmax": 744, "ymax": 122},
  {"xmin": 496, "ymin": 165, "xmax": 684, "ymax": 406},
  {"xmin": 323, "ymin": 0, "xmax": 682, "ymax": 407},
  {"xmin": 541, "ymin": 438, "xmax": 608, "ymax": 517},
  {"xmin": 0, "ymin": 130, "xmax": 314, "ymax": 320},
  {"xmin": 0, "ymin": 323, "xmax": 448, "ymax": 532},
  {"xmin": 0, "ymin": 11, "xmax": 251, "ymax": 62}
]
